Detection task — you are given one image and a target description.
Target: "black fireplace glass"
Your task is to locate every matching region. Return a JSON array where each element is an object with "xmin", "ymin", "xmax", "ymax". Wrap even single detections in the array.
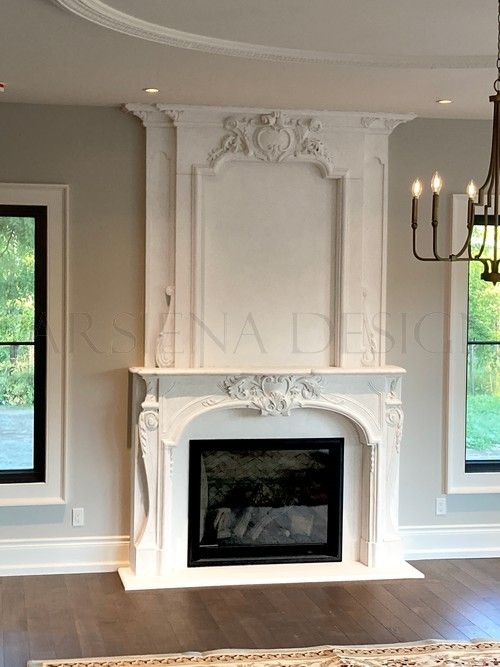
[{"xmin": 188, "ymin": 438, "xmax": 343, "ymax": 567}]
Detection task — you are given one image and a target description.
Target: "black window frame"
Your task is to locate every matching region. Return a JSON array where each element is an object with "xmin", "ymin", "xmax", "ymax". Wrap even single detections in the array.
[
  {"xmin": 464, "ymin": 216, "xmax": 500, "ymax": 473},
  {"xmin": 0, "ymin": 204, "xmax": 47, "ymax": 483}
]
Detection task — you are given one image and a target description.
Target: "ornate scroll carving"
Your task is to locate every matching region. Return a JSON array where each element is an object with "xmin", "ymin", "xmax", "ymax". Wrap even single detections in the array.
[
  {"xmin": 220, "ymin": 374, "xmax": 324, "ymax": 416},
  {"xmin": 361, "ymin": 116, "xmax": 403, "ymax": 132},
  {"xmin": 385, "ymin": 378, "xmax": 403, "ymax": 453},
  {"xmin": 208, "ymin": 112, "xmax": 334, "ymax": 173},
  {"xmin": 155, "ymin": 286, "xmax": 175, "ymax": 368},
  {"xmin": 157, "ymin": 107, "xmax": 183, "ymax": 123},
  {"xmin": 386, "ymin": 406, "xmax": 403, "ymax": 453},
  {"xmin": 361, "ymin": 288, "xmax": 377, "ymax": 367},
  {"xmin": 138, "ymin": 410, "xmax": 159, "ymax": 458}
]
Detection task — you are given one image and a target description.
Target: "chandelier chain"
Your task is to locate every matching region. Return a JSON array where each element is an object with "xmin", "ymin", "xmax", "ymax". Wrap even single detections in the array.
[{"xmin": 496, "ymin": 0, "xmax": 500, "ymax": 91}]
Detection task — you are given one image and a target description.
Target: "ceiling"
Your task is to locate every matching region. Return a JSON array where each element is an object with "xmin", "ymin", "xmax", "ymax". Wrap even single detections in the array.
[{"xmin": 0, "ymin": 0, "xmax": 498, "ymax": 117}]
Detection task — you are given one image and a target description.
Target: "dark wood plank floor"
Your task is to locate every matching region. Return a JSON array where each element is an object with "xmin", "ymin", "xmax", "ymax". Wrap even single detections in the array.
[{"xmin": 2, "ymin": 559, "xmax": 500, "ymax": 666}]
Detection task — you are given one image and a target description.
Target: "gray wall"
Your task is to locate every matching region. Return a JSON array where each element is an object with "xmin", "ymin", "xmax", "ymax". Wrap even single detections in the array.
[
  {"xmin": 388, "ymin": 118, "xmax": 500, "ymax": 526},
  {"xmin": 0, "ymin": 105, "xmax": 497, "ymax": 548},
  {"xmin": 0, "ymin": 104, "xmax": 144, "ymax": 538}
]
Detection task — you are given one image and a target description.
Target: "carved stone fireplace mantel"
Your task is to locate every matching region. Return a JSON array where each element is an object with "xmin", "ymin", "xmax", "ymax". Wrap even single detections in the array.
[
  {"xmin": 119, "ymin": 367, "xmax": 422, "ymax": 590},
  {"xmin": 120, "ymin": 103, "xmax": 420, "ymax": 590}
]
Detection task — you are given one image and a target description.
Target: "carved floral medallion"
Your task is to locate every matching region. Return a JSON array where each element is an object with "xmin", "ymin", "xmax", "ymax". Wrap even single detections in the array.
[{"xmin": 220, "ymin": 374, "xmax": 324, "ymax": 416}]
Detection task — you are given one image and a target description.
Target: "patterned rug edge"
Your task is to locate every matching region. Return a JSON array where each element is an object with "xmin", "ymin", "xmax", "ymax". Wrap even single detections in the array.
[{"xmin": 27, "ymin": 640, "xmax": 500, "ymax": 667}]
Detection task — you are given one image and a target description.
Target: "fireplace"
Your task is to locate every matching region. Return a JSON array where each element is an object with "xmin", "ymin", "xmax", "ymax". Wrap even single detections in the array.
[
  {"xmin": 120, "ymin": 103, "xmax": 424, "ymax": 590},
  {"xmin": 188, "ymin": 438, "xmax": 344, "ymax": 567}
]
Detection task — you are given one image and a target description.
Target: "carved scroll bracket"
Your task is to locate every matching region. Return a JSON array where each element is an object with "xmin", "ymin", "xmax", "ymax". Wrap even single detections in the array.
[{"xmin": 155, "ymin": 286, "xmax": 176, "ymax": 368}]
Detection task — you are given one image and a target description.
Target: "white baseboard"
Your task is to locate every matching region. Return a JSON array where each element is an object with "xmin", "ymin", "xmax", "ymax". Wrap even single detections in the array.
[
  {"xmin": 0, "ymin": 535, "xmax": 130, "ymax": 576},
  {"xmin": 0, "ymin": 526, "xmax": 497, "ymax": 578},
  {"xmin": 401, "ymin": 523, "xmax": 500, "ymax": 560}
]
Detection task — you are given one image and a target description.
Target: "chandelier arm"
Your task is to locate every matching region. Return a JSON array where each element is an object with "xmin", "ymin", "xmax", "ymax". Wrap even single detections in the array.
[
  {"xmin": 478, "ymin": 101, "xmax": 498, "ymax": 205},
  {"xmin": 412, "ymin": 225, "xmax": 435, "ymax": 261},
  {"xmin": 431, "ymin": 222, "xmax": 446, "ymax": 261},
  {"xmin": 452, "ymin": 203, "xmax": 476, "ymax": 259},
  {"xmin": 495, "ymin": 103, "xmax": 499, "ymax": 265},
  {"xmin": 444, "ymin": 256, "xmax": 487, "ymax": 264},
  {"xmin": 471, "ymin": 205, "xmax": 490, "ymax": 259},
  {"xmin": 486, "ymin": 133, "xmax": 497, "ymax": 208},
  {"xmin": 478, "ymin": 98, "xmax": 498, "ymax": 204},
  {"xmin": 494, "ymin": 160, "xmax": 500, "ymax": 265},
  {"xmin": 412, "ymin": 221, "xmax": 448, "ymax": 261}
]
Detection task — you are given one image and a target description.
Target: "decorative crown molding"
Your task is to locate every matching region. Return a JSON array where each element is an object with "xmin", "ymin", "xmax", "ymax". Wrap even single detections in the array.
[
  {"xmin": 124, "ymin": 104, "xmax": 414, "ymax": 134},
  {"xmin": 208, "ymin": 112, "xmax": 334, "ymax": 174},
  {"xmin": 220, "ymin": 374, "xmax": 324, "ymax": 416},
  {"xmin": 53, "ymin": 0, "xmax": 493, "ymax": 70}
]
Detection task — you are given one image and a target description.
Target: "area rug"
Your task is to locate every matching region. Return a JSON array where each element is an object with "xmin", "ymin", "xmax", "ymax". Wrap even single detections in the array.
[{"xmin": 27, "ymin": 641, "xmax": 500, "ymax": 667}]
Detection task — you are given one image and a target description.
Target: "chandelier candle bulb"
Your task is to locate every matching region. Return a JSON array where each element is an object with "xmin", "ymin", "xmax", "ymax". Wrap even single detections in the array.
[
  {"xmin": 466, "ymin": 180, "xmax": 478, "ymax": 227},
  {"xmin": 467, "ymin": 180, "xmax": 478, "ymax": 200},
  {"xmin": 411, "ymin": 179, "xmax": 423, "ymax": 225},
  {"xmin": 431, "ymin": 171, "xmax": 443, "ymax": 194},
  {"xmin": 412, "ymin": 178, "xmax": 423, "ymax": 199}
]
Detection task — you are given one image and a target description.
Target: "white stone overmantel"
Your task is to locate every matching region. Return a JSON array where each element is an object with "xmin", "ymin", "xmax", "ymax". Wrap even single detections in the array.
[
  {"xmin": 125, "ymin": 103, "xmax": 415, "ymax": 370},
  {"xmin": 119, "ymin": 366, "xmax": 423, "ymax": 590}
]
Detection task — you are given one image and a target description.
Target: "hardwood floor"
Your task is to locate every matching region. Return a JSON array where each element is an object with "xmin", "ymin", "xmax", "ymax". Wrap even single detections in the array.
[{"xmin": 2, "ymin": 559, "xmax": 500, "ymax": 666}]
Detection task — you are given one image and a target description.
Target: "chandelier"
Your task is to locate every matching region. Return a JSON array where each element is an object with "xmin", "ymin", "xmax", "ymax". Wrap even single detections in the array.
[{"xmin": 411, "ymin": 2, "xmax": 500, "ymax": 285}]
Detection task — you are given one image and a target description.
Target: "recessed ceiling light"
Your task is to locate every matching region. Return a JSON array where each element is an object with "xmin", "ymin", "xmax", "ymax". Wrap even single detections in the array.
[
  {"xmin": 436, "ymin": 99, "xmax": 453, "ymax": 104},
  {"xmin": 143, "ymin": 87, "xmax": 159, "ymax": 94}
]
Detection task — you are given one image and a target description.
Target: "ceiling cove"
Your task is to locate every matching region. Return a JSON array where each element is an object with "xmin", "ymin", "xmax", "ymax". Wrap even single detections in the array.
[{"xmin": 52, "ymin": 0, "xmax": 493, "ymax": 70}]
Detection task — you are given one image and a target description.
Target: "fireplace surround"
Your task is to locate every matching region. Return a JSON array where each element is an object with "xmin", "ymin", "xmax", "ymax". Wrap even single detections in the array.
[{"xmin": 119, "ymin": 103, "xmax": 422, "ymax": 589}]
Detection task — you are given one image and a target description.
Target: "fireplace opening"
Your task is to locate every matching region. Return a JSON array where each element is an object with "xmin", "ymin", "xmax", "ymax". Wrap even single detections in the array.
[{"xmin": 188, "ymin": 438, "xmax": 344, "ymax": 567}]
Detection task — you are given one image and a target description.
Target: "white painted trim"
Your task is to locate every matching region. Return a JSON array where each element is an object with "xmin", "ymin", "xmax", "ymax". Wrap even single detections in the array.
[
  {"xmin": 446, "ymin": 195, "xmax": 500, "ymax": 494},
  {"xmin": 0, "ymin": 183, "xmax": 69, "ymax": 506},
  {"xmin": 2, "ymin": 524, "xmax": 499, "ymax": 576},
  {"xmin": 401, "ymin": 523, "xmax": 500, "ymax": 560},
  {"xmin": 0, "ymin": 535, "xmax": 129, "ymax": 576},
  {"xmin": 52, "ymin": 0, "xmax": 492, "ymax": 70}
]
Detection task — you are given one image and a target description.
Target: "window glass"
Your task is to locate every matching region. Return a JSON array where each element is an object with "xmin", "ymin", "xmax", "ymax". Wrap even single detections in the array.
[
  {"xmin": 0, "ymin": 209, "xmax": 46, "ymax": 481},
  {"xmin": 465, "ymin": 224, "xmax": 500, "ymax": 469}
]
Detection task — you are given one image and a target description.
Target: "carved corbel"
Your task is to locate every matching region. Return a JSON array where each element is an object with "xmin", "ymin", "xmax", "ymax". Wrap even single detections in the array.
[{"xmin": 136, "ymin": 376, "xmax": 160, "ymax": 548}]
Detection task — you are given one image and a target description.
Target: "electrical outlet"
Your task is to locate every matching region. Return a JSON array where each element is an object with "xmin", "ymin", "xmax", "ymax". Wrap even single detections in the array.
[
  {"xmin": 72, "ymin": 507, "xmax": 85, "ymax": 527},
  {"xmin": 435, "ymin": 496, "xmax": 447, "ymax": 516}
]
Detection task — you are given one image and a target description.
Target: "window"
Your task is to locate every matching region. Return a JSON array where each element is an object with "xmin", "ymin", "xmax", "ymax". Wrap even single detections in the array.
[
  {"xmin": 0, "ymin": 184, "xmax": 66, "ymax": 506},
  {"xmin": 447, "ymin": 195, "xmax": 500, "ymax": 493},
  {"xmin": 465, "ymin": 221, "xmax": 500, "ymax": 473},
  {"xmin": 0, "ymin": 206, "xmax": 47, "ymax": 482}
]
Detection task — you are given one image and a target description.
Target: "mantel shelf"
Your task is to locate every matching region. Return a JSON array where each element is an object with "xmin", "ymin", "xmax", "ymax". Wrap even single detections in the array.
[{"xmin": 130, "ymin": 366, "xmax": 406, "ymax": 376}]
